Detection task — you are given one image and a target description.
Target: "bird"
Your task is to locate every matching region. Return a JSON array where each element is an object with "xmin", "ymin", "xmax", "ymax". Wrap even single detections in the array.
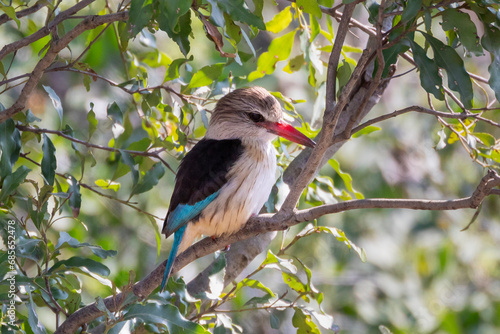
[{"xmin": 160, "ymin": 86, "xmax": 315, "ymax": 291}]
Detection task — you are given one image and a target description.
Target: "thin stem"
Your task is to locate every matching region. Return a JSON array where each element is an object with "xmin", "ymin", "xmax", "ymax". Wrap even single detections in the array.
[{"xmin": 16, "ymin": 125, "xmax": 175, "ymax": 174}]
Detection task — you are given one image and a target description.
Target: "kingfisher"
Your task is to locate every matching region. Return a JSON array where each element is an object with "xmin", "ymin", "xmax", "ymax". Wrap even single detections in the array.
[{"xmin": 160, "ymin": 86, "xmax": 315, "ymax": 290}]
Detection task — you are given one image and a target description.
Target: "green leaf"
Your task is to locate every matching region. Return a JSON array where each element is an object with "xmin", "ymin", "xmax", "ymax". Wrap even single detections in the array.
[
  {"xmin": 0, "ymin": 166, "xmax": 31, "ymax": 203},
  {"xmin": 124, "ymin": 303, "xmax": 208, "ymax": 333},
  {"xmin": 43, "ymin": 85, "xmax": 63, "ymax": 126},
  {"xmin": 17, "ymin": 235, "xmax": 44, "ymax": 261},
  {"xmin": 164, "ymin": 56, "xmax": 192, "ymax": 82},
  {"xmin": 66, "ymin": 175, "xmax": 81, "ymax": 218},
  {"xmin": 83, "ymin": 74, "xmax": 91, "ymax": 91},
  {"xmin": 217, "ymin": 0, "xmax": 265, "ymax": 30},
  {"xmin": 487, "ymin": 55, "xmax": 500, "ymax": 103},
  {"xmin": 158, "ymin": 0, "xmax": 191, "ymax": 32},
  {"xmin": 95, "ymin": 179, "xmax": 120, "ymax": 192},
  {"xmin": 49, "ymin": 256, "xmax": 111, "ymax": 276},
  {"xmin": 207, "ymin": 0, "xmax": 225, "ymax": 27},
  {"xmin": 131, "ymin": 162, "xmax": 165, "ymax": 196},
  {"xmin": 119, "ymin": 150, "xmax": 139, "ymax": 185},
  {"xmin": 442, "ymin": 9, "xmax": 483, "ymax": 55},
  {"xmin": 482, "ymin": 25, "xmax": 500, "ymax": 102},
  {"xmin": 107, "ymin": 102, "xmax": 123, "ymax": 124},
  {"xmin": 292, "ymin": 308, "xmax": 321, "ymax": 334},
  {"xmin": 27, "ymin": 290, "xmax": 47, "ymax": 334},
  {"xmin": 352, "ymin": 125, "xmax": 381, "ymax": 138},
  {"xmin": 401, "ymin": 0, "xmax": 422, "ymax": 23},
  {"xmin": 26, "ymin": 110, "xmax": 41, "ymax": 123},
  {"xmin": 252, "ymin": 0, "xmax": 264, "ymax": 19},
  {"xmin": 337, "ymin": 59, "xmax": 354, "ymax": 97},
  {"xmin": 282, "ymin": 271, "xmax": 308, "ymax": 294},
  {"xmin": 297, "ymin": 0, "xmax": 322, "ymax": 18},
  {"xmin": 328, "ymin": 159, "xmax": 363, "ymax": 199},
  {"xmin": 270, "ymin": 311, "xmax": 281, "ymax": 329},
  {"xmin": 224, "ymin": 13, "xmax": 242, "ymax": 43},
  {"xmin": 95, "ymin": 296, "xmax": 115, "ymax": 320},
  {"xmin": 261, "ymin": 250, "xmax": 297, "ymax": 273},
  {"xmin": 146, "ymin": 215, "xmax": 162, "ymax": 261},
  {"xmin": 316, "ymin": 225, "xmax": 367, "ymax": 261},
  {"xmin": 62, "ymin": 124, "xmax": 80, "ymax": 152},
  {"xmin": 188, "ymin": 63, "xmax": 224, "ymax": 88},
  {"xmin": 159, "ymin": 10, "xmax": 192, "ymax": 56},
  {"xmin": 0, "ymin": 4, "xmax": 20, "ymax": 28},
  {"xmin": 55, "ymin": 231, "xmax": 117, "ymax": 259},
  {"xmin": 41, "ymin": 134, "xmax": 57, "ymax": 186},
  {"xmin": 304, "ymin": 309, "xmax": 339, "ymax": 332},
  {"xmin": 422, "ymin": 32, "xmax": 473, "ymax": 109},
  {"xmin": 380, "ymin": 42, "xmax": 409, "ymax": 77},
  {"xmin": 408, "ymin": 39, "xmax": 445, "ymax": 100},
  {"xmin": 0, "ymin": 119, "xmax": 21, "ymax": 178},
  {"xmin": 87, "ymin": 105, "xmax": 98, "ymax": 139},
  {"xmin": 266, "ymin": 6, "xmax": 293, "ymax": 33},
  {"xmin": 236, "ymin": 278, "xmax": 275, "ymax": 297},
  {"xmin": 249, "ymin": 30, "xmax": 296, "ymax": 81},
  {"xmin": 284, "ymin": 54, "xmax": 305, "ymax": 73},
  {"xmin": 310, "ymin": 15, "xmax": 320, "ymax": 41},
  {"xmin": 128, "ymin": 0, "xmax": 154, "ymax": 36},
  {"xmin": 474, "ymin": 132, "xmax": 496, "ymax": 147},
  {"xmin": 244, "ymin": 293, "xmax": 274, "ymax": 306}
]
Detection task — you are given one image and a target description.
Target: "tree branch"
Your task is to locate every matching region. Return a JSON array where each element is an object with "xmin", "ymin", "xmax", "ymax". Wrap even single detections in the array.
[
  {"xmin": 0, "ymin": 1, "xmax": 48, "ymax": 26},
  {"xmin": 54, "ymin": 170, "xmax": 500, "ymax": 334},
  {"xmin": 16, "ymin": 125, "xmax": 175, "ymax": 174},
  {"xmin": 0, "ymin": 0, "xmax": 97, "ymax": 61},
  {"xmin": 280, "ymin": 2, "xmax": 367, "ymax": 213},
  {"xmin": 325, "ymin": 1, "xmax": 358, "ymax": 108},
  {"xmin": 346, "ymin": 105, "xmax": 500, "ymax": 139},
  {"xmin": 0, "ymin": 11, "xmax": 128, "ymax": 124}
]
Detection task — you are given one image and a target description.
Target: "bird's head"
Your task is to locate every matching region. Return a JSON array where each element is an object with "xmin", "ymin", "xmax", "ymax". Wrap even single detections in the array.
[{"xmin": 206, "ymin": 87, "xmax": 315, "ymax": 148}]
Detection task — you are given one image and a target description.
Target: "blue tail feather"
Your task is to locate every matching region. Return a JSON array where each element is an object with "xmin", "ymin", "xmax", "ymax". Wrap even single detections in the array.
[{"xmin": 160, "ymin": 225, "xmax": 187, "ymax": 291}]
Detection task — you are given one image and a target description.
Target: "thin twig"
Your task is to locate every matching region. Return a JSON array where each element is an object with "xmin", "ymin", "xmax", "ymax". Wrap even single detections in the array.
[
  {"xmin": 16, "ymin": 125, "xmax": 175, "ymax": 174},
  {"xmin": 346, "ymin": 105, "xmax": 500, "ymax": 137}
]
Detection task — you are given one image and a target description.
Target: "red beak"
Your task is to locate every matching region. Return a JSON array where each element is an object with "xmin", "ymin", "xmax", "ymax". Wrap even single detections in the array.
[{"xmin": 260, "ymin": 121, "xmax": 316, "ymax": 148}]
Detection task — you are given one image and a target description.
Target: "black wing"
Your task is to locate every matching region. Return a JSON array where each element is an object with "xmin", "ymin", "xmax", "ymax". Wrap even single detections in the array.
[{"xmin": 162, "ymin": 138, "xmax": 243, "ymax": 237}]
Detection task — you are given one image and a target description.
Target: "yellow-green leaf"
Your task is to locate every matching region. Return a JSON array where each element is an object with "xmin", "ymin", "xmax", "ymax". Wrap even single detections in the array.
[
  {"xmin": 95, "ymin": 179, "xmax": 121, "ymax": 192},
  {"xmin": 266, "ymin": 6, "xmax": 292, "ymax": 33}
]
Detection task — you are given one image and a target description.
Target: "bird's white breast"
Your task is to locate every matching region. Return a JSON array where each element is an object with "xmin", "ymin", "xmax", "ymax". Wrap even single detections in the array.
[{"xmin": 178, "ymin": 140, "xmax": 276, "ymax": 252}]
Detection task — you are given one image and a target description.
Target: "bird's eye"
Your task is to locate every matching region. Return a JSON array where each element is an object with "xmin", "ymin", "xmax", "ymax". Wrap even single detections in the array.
[{"xmin": 248, "ymin": 112, "xmax": 265, "ymax": 123}]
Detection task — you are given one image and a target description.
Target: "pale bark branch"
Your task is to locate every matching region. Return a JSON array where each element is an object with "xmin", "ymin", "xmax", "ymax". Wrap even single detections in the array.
[
  {"xmin": 280, "ymin": 2, "xmax": 369, "ymax": 213},
  {"xmin": 54, "ymin": 170, "xmax": 500, "ymax": 334}
]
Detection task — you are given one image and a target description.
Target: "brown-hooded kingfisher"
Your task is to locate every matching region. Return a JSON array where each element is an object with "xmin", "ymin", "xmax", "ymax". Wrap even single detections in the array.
[{"xmin": 161, "ymin": 86, "xmax": 315, "ymax": 290}]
